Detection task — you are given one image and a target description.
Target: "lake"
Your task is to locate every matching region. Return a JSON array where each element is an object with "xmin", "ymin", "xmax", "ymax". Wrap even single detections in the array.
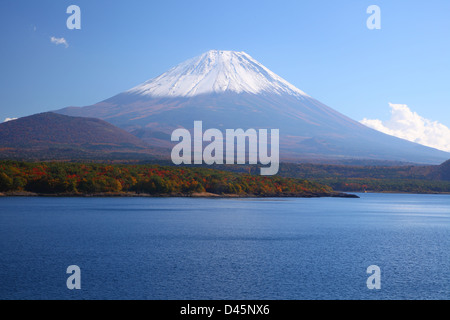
[{"xmin": 0, "ymin": 194, "xmax": 449, "ymax": 300}]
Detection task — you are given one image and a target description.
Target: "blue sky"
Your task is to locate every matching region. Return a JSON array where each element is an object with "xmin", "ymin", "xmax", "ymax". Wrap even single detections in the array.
[{"xmin": 1, "ymin": 0, "xmax": 449, "ymax": 130}]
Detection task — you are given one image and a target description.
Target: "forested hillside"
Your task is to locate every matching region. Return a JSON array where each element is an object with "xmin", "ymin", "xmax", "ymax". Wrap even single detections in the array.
[{"xmin": 0, "ymin": 161, "xmax": 341, "ymax": 197}]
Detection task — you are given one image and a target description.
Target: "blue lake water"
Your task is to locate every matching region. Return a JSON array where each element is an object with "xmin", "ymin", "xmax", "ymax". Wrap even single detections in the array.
[{"xmin": 0, "ymin": 194, "xmax": 449, "ymax": 300}]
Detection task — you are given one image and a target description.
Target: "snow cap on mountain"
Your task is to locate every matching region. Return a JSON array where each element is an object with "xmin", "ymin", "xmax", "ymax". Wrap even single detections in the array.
[{"xmin": 128, "ymin": 50, "xmax": 309, "ymax": 98}]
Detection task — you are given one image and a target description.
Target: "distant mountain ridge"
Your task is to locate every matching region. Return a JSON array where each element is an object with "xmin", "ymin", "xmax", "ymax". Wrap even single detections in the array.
[
  {"xmin": 439, "ymin": 160, "xmax": 450, "ymax": 180},
  {"xmin": 53, "ymin": 50, "xmax": 450, "ymax": 164},
  {"xmin": 0, "ymin": 112, "xmax": 162, "ymax": 160}
]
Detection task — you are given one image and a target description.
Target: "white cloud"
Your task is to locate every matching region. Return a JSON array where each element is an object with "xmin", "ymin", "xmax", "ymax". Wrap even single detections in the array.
[
  {"xmin": 361, "ymin": 103, "xmax": 450, "ymax": 152},
  {"xmin": 4, "ymin": 117, "xmax": 17, "ymax": 122},
  {"xmin": 50, "ymin": 36, "xmax": 69, "ymax": 48}
]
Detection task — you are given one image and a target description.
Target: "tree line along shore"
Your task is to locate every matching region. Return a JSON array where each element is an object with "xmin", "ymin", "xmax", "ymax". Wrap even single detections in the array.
[{"xmin": 0, "ymin": 161, "xmax": 357, "ymax": 198}]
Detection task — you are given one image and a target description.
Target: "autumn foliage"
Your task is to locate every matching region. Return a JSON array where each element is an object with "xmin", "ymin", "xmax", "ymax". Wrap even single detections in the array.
[{"xmin": 0, "ymin": 161, "xmax": 332, "ymax": 196}]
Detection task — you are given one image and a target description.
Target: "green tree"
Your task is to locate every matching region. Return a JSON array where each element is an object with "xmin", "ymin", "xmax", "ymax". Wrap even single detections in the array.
[{"xmin": 0, "ymin": 172, "xmax": 13, "ymax": 192}]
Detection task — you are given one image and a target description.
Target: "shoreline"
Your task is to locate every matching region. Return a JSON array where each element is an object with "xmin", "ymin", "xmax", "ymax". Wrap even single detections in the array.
[
  {"xmin": 343, "ymin": 191, "xmax": 450, "ymax": 195},
  {"xmin": 3, "ymin": 191, "xmax": 450, "ymax": 197},
  {"xmin": 0, "ymin": 191, "xmax": 359, "ymax": 199}
]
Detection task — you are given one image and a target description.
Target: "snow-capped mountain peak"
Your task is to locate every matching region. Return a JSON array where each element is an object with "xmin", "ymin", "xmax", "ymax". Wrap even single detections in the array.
[
  {"xmin": 127, "ymin": 50, "xmax": 309, "ymax": 98},
  {"xmin": 56, "ymin": 50, "xmax": 450, "ymax": 164}
]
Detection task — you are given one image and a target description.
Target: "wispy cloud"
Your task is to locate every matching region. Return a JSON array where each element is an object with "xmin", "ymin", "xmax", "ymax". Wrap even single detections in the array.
[
  {"xmin": 361, "ymin": 103, "xmax": 450, "ymax": 152},
  {"xmin": 50, "ymin": 36, "xmax": 69, "ymax": 48},
  {"xmin": 4, "ymin": 117, "xmax": 18, "ymax": 122}
]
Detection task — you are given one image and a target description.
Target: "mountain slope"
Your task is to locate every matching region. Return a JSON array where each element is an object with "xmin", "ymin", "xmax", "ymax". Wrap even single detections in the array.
[
  {"xmin": 0, "ymin": 112, "xmax": 161, "ymax": 160},
  {"xmin": 56, "ymin": 50, "xmax": 450, "ymax": 164},
  {"xmin": 127, "ymin": 50, "xmax": 308, "ymax": 98},
  {"xmin": 438, "ymin": 160, "xmax": 450, "ymax": 180}
]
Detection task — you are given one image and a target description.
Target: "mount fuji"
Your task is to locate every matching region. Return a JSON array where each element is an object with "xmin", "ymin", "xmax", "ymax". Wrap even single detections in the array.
[{"xmin": 56, "ymin": 50, "xmax": 449, "ymax": 164}]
